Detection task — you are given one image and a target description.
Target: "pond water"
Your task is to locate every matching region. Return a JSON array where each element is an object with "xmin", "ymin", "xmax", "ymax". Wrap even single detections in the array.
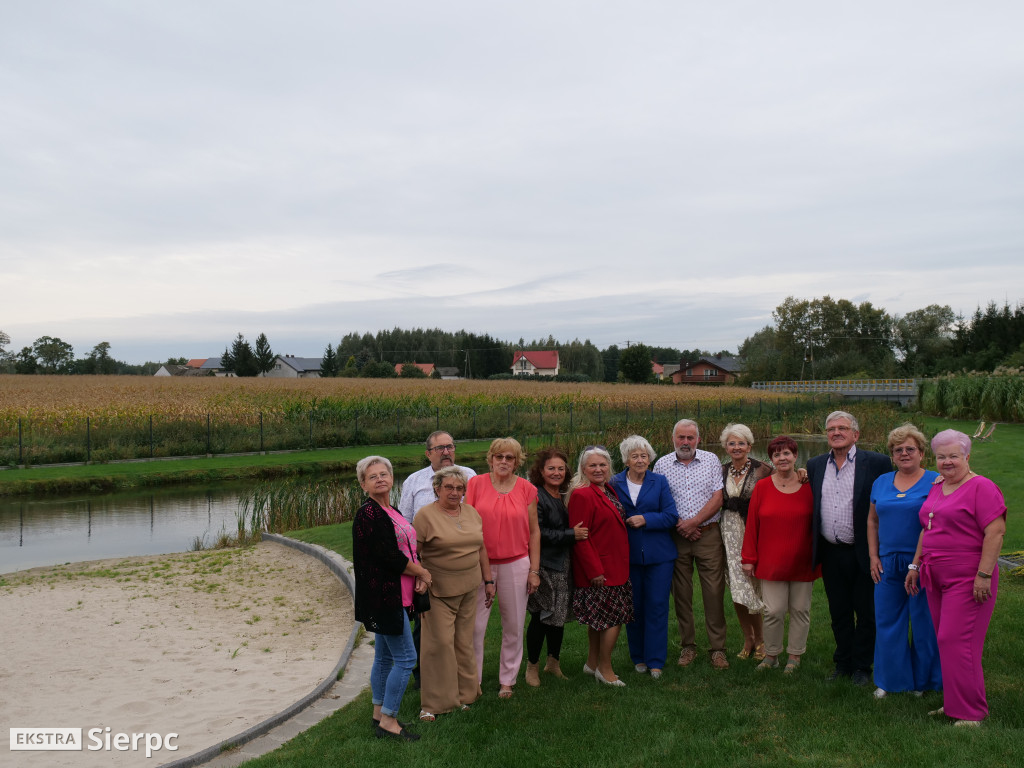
[{"xmin": 1, "ymin": 437, "xmax": 829, "ymax": 574}]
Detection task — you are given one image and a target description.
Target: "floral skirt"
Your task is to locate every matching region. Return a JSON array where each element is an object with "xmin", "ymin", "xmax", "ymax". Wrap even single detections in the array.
[
  {"xmin": 571, "ymin": 580, "xmax": 634, "ymax": 631},
  {"xmin": 721, "ymin": 510, "xmax": 764, "ymax": 613},
  {"xmin": 527, "ymin": 565, "xmax": 573, "ymax": 627}
]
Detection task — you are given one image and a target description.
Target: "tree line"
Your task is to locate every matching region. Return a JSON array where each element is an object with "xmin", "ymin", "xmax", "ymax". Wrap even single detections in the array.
[{"xmin": 737, "ymin": 297, "xmax": 1024, "ymax": 383}]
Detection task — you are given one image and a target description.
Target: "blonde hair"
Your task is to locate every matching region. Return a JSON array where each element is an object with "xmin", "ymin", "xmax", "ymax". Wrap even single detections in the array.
[
  {"xmin": 487, "ymin": 437, "xmax": 526, "ymax": 470},
  {"xmin": 886, "ymin": 423, "xmax": 927, "ymax": 454}
]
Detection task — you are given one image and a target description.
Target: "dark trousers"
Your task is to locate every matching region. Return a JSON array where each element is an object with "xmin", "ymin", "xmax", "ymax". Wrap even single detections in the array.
[{"xmin": 819, "ymin": 538, "xmax": 875, "ymax": 673}]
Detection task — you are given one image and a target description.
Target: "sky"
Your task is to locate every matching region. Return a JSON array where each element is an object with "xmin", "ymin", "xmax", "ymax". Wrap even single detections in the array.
[{"xmin": 2, "ymin": 1, "xmax": 1023, "ymax": 364}]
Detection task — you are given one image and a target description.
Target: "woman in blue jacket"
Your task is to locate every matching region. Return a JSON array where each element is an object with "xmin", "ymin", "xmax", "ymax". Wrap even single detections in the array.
[{"xmin": 610, "ymin": 435, "xmax": 680, "ymax": 679}]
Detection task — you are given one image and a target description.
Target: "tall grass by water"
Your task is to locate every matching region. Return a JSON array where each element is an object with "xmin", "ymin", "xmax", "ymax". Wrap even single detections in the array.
[{"xmin": 920, "ymin": 368, "xmax": 1024, "ymax": 421}]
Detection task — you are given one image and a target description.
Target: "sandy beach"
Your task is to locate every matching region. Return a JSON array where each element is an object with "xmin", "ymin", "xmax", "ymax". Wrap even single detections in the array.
[{"xmin": 1, "ymin": 540, "xmax": 353, "ymax": 767}]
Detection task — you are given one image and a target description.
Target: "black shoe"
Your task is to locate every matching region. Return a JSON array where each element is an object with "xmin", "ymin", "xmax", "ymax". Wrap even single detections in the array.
[
  {"xmin": 825, "ymin": 669, "xmax": 851, "ymax": 682},
  {"xmin": 372, "ymin": 718, "xmax": 410, "ymax": 730},
  {"xmin": 851, "ymin": 670, "xmax": 871, "ymax": 687},
  {"xmin": 375, "ymin": 725, "xmax": 420, "ymax": 742}
]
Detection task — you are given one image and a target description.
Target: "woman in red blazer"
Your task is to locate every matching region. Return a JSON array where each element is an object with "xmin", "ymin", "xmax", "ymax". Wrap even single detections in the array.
[{"xmin": 568, "ymin": 446, "xmax": 633, "ymax": 687}]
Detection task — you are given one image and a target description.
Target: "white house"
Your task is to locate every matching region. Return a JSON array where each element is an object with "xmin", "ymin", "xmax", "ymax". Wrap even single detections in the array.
[{"xmin": 510, "ymin": 350, "xmax": 559, "ymax": 377}]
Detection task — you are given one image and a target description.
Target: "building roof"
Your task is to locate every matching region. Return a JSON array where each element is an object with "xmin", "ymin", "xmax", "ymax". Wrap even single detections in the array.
[
  {"xmin": 185, "ymin": 358, "xmax": 207, "ymax": 368},
  {"xmin": 200, "ymin": 357, "xmax": 223, "ymax": 370},
  {"xmin": 277, "ymin": 355, "xmax": 323, "ymax": 373},
  {"xmin": 395, "ymin": 362, "xmax": 436, "ymax": 376},
  {"xmin": 436, "ymin": 366, "xmax": 460, "ymax": 377},
  {"xmin": 697, "ymin": 354, "xmax": 743, "ymax": 373},
  {"xmin": 511, "ymin": 350, "xmax": 559, "ymax": 369},
  {"xmin": 651, "ymin": 361, "xmax": 664, "ymax": 375}
]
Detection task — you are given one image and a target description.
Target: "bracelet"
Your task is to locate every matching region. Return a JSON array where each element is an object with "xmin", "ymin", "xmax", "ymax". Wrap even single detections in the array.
[
  {"xmin": 484, "ymin": 580, "xmax": 495, "ymax": 585},
  {"xmin": 529, "ymin": 570, "xmax": 541, "ymax": 576},
  {"xmin": 977, "ymin": 570, "xmax": 992, "ymax": 579},
  {"xmin": 907, "ymin": 563, "xmax": 919, "ymax": 571}
]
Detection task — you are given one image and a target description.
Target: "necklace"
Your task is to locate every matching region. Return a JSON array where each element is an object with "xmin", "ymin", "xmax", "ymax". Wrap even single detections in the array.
[
  {"xmin": 491, "ymin": 474, "xmax": 516, "ymax": 495},
  {"xmin": 441, "ymin": 502, "xmax": 463, "ymax": 530},
  {"xmin": 728, "ymin": 459, "xmax": 751, "ymax": 480}
]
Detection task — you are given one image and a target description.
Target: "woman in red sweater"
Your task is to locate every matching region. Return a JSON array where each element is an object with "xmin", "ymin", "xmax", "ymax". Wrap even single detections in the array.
[
  {"xmin": 568, "ymin": 446, "xmax": 633, "ymax": 687},
  {"xmin": 741, "ymin": 436, "xmax": 820, "ymax": 674}
]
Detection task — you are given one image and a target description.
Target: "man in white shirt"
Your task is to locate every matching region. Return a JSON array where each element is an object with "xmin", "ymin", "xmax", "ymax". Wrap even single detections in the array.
[
  {"xmin": 398, "ymin": 431, "xmax": 477, "ymax": 523},
  {"xmin": 652, "ymin": 419, "xmax": 728, "ymax": 670}
]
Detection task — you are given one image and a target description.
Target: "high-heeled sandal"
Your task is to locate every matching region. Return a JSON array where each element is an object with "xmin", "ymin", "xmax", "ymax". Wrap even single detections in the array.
[
  {"xmin": 736, "ymin": 647, "xmax": 753, "ymax": 660},
  {"xmin": 752, "ymin": 643, "xmax": 767, "ymax": 661}
]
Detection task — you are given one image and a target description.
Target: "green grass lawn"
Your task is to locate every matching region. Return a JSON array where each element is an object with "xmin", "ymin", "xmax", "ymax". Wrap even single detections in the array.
[
  {"xmin": 275, "ymin": 522, "xmax": 1023, "ymax": 768},
  {"xmin": 921, "ymin": 417, "xmax": 1021, "ymax": 552}
]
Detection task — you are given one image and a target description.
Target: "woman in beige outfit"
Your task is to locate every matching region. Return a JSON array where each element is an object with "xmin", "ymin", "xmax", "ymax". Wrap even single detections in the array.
[{"xmin": 413, "ymin": 466, "xmax": 496, "ymax": 721}]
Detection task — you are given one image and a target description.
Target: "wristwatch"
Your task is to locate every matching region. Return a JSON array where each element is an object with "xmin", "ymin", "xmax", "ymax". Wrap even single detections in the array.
[{"xmin": 907, "ymin": 563, "xmax": 919, "ymax": 571}]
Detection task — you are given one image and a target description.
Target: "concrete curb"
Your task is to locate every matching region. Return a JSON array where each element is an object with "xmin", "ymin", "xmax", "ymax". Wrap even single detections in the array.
[{"xmin": 160, "ymin": 535, "xmax": 359, "ymax": 768}]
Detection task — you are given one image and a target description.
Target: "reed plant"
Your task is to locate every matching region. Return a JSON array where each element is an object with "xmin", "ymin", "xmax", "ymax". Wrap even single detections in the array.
[
  {"xmin": 920, "ymin": 368, "xmax": 1024, "ymax": 422},
  {"xmin": 238, "ymin": 477, "xmax": 397, "ymax": 535}
]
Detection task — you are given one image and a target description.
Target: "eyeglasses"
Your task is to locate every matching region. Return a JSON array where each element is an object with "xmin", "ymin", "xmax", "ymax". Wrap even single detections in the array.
[
  {"xmin": 826, "ymin": 426, "xmax": 852, "ymax": 433},
  {"xmin": 892, "ymin": 446, "xmax": 918, "ymax": 455},
  {"xmin": 584, "ymin": 445, "xmax": 607, "ymax": 452},
  {"xmin": 428, "ymin": 443, "xmax": 456, "ymax": 453},
  {"xmin": 493, "ymin": 453, "xmax": 517, "ymax": 462},
  {"xmin": 440, "ymin": 484, "xmax": 466, "ymax": 493}
]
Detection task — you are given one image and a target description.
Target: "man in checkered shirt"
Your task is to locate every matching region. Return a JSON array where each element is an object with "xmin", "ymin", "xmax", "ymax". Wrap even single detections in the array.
[{"xmin": 652, "ymin": 419, "xmax": 729, "ymax": 670}]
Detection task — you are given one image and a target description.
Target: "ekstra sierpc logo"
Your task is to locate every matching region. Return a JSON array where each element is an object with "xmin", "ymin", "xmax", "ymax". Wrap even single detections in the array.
[{"xmin": 10, "ymin": 727, "xmax": 178, "ymax": 758}]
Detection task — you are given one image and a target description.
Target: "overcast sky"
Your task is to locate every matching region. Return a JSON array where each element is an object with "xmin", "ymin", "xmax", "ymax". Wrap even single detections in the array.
[{"xmin": 2, "ymin": 1, "xmax": 1023, "ymax": 364}]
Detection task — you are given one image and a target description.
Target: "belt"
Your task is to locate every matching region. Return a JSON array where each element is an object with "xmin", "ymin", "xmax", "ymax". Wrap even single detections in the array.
[{"xmin": 700, "ymin": 521, "xmax": 720, "ymax": 529}]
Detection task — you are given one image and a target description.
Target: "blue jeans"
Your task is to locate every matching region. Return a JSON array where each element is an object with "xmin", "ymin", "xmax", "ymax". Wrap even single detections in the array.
[{"xmin": 370, "ymin": 611, "xmax": 417, "ymax": 718}]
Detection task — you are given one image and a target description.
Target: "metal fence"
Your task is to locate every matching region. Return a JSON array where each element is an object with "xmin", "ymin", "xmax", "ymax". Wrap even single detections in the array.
[{"xmin": 1, "ymin": 395, "xmax": 839, "ymax": 467}]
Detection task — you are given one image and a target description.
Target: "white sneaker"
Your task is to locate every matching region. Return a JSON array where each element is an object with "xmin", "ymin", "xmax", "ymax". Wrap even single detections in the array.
[
  {"xmin": 634, "ymin": 663, "xmax": 648, "ymax": 674},
  {"xmin": 873, "ymin": 687, "xmax": 887, "ymax": 699},
  {"xmin": 650, "ymin": 669, "xmax": 663, "ymax": 680}
]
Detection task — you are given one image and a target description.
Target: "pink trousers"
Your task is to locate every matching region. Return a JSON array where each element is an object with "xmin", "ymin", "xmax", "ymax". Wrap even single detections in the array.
[
  {"xmin": 921, "ymin": 553, "xmax": 997, "ymax": 721},
  {"xmin": 473, "ymin": 555, "xmax": 530, "ymax": 687}
]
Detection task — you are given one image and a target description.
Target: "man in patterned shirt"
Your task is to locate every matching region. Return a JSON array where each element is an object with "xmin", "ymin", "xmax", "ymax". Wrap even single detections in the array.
[{"xmin": 653, "ymin": 419, "xmax": 728, "ymax": 670}]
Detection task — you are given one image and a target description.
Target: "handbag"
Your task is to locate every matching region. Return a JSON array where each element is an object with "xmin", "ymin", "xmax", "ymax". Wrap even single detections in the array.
[{"xmin": 412, "ymin": 588, "xmax": 431, "ymax": 615}]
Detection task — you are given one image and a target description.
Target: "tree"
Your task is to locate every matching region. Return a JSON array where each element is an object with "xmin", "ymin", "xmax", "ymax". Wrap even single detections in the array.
[
  {"xmin": 618, "ymin": 343, "xmax": 655, "ymax": 384},
  {"xmin": 222, "ymin": 333, "xmax": 259, "ymax": 377},
  {"xmin": 360, "ymin": 360, "xmax": 397, "ymax": 378},
  {"xmin": 0, "ymin": 330, "xmax": 13, "ymax": 373},
  {"xmin": 14, "ymin": 346, "xmax": 38, "ymax": 374},
  {"xmin": 400, "ymin": 362, "xmax": 428, "ymax": 378},
  {"xmin": 84, "ymin": 341, "xmax": 118, "ymax": 375},
  {"xmin": 893, "ymin": 304, "xmax": 956, "ymax": 376},
  {"xmin": 166, "ymin": 356, "xmax": 188, "ymax": 366},
  {"xmin": 319, "ymin": 344, "xmax": 339, "ymax": 378},
  {"xmin": 254, "ymin": 333, "xmax": 275, "ymax": 375},
  {"xmin": 33, "ymin": 336, "xmax": 75, "ymax": 374}
]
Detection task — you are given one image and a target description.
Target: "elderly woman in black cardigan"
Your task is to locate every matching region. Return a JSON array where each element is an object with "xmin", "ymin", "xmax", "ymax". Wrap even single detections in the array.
[{"xmin": 353, "ymin": 455, "xmax": 432, "ymax": 742}]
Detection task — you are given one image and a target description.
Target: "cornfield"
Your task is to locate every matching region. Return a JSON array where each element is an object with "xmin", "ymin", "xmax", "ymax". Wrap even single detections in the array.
[{"xmin": 1, "ymin": 375, "xmax": 853, "ymax": 466}]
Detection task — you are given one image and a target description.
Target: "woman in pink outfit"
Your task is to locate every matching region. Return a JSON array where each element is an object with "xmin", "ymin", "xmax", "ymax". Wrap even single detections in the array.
[
  {"xmin": 905, "ymin": 429, "xmax": 1006, "ymax": 727},
  {"xmin": 466, "ymin": 437, "xmax": 540, "ymax": 699}
]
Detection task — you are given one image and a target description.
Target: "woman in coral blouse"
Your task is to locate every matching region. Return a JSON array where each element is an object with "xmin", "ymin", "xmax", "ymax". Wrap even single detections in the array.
[
  {"xmin": 569, "ymin": 445, "xmax": 633, "ymax": 687},
  {"xmin": 742, "ymin": 436, "xmax": 820, "ymax": 674},
  {"xmin": 465, "ymin": 437, "xmax": 540, "ymax": 699}
]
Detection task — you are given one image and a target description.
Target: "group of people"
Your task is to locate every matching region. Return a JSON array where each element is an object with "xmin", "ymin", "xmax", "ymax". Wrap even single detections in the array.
[{"xmin": 352, "ymin": 413, "xmax": 1006, "ymax": 741}]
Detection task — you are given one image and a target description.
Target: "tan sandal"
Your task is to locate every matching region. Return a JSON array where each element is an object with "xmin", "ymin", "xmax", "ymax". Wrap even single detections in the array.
[
  {"xmin": 418, "ymin": 710, "xmax": 436, "ymax": 722},
  {"xmin": 498, "ymin": 685, "xmax": 514, "ymax": 699}
]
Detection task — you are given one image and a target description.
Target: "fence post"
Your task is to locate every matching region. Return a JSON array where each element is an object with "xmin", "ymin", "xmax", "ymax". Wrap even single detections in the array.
[
  {"xmin": 759, "ymin": 398, "xmax": 762, "ymax": 417},
  {"xmin": 719, "ymin": 398, "xmax": 722, "ymax": 416},
  {"xmin": 354, "ymin": 414, "xmax": 359, "ymax": 442},
  {"xmin": 436, "ymin": 406, "xmax": 439, "ymax": 431},
  {"xmin": 309, "ymin": 412, "xmax": 313, "ymax": 449},
  {"xmin": 207, "ymin": 414, "xmax": 211, "ymax": 454},
  {"xmin": 598, "ymin": 402, "xmax": 602, "ymax": 430},
  {"xmin": 19, "ymin": 418, "xmax": 23, "ymax": 465},
  {"xmin": 675, "ymin": 400, "xmax": 678, "ymax": 422},
  {"xmin": 396, "ymin": 408, "xmax": 401, "ymax": 441},
  {"xmin": 569, "ymin": 402, "xmax": 574, "ymax": 433},
  {"xmin": 260, "ymin": 412, "xmax": 264, "ymax": 453},
  {"xmin": 625, "ymin": 402, "xmax": 629, "ymax": 423},
  {"xmin": 696, "ymin": 400, "xmax": 700, "ymax": 418},
  {"xmin": 539, "ymin": 405, "xmax": 543, "ymax": 431},
  {"xmin": 650, "ymin": 401, "xmax": 654, "ymax": 420},
  {"xmin": 473, "ymin": 407, "xmax": 477, "ymax": 439},
  {"xmin": 777, "ymin": 398, "xmax": 781, "ymax": 419},
  {"xmin": 86, "ymin": 417, "xmax": 91, "ymax": 463},
  {"xmin": 507, "ymin": 404, "xmax": 511, "ymax": 431},
  {"xmin": 149, "ymin": 415, "xmax": 154, "ymax": 458}
]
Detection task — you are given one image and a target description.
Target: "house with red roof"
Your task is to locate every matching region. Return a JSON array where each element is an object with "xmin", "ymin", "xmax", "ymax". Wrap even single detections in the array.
[
  {"xmin": 395, "ymin": 362, "xmax": 436, "ymax": 377},
  {"xmin": 511, "ymin": 350, "xmax": 559, "ymax": 377}
]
